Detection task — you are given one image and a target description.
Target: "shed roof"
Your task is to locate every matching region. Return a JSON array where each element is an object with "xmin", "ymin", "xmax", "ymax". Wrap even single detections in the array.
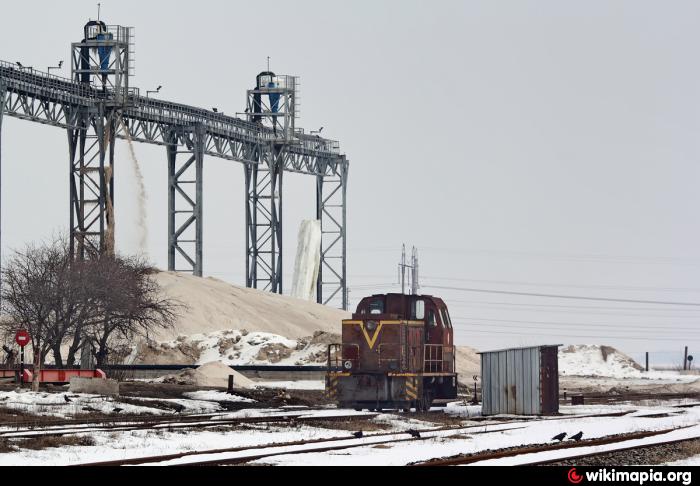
[{"xmin": 477, "ymin": 344, "xmax": 562, "ymax": 355}]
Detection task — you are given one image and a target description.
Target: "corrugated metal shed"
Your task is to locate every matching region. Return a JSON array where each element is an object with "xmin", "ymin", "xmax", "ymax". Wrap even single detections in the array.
[{"xmin": 480, "ymin": 345, "xmax": 561, "ymax": 416}]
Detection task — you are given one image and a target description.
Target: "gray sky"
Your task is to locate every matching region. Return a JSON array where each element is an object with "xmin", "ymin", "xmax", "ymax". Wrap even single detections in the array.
[{"xmin": 2, "ymin": 0, "xmax": 699, "ymax": 363}]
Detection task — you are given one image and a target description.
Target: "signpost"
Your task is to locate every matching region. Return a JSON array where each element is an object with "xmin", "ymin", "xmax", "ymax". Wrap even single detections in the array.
[
  {"xmin": 14, "ymin": 330, "xmax": 29, "ymax": 385},
  {"xmin": 471, "ymin": 375, "xmax": 480, "ymax": 405}
]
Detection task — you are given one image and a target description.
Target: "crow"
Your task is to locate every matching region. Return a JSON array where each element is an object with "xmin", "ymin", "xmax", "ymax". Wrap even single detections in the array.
[
  {"xmin": 407, "ymin": 429, "xmax": 421, "ymax": 439},
  {"xmin": 82, "ymin": 406, "xmax": 98, "ymax": 412},
  {"xmin": 173, "ymin": 404, "xmax": 186, "ymax": 413},
  {"xmin": 551, "ymin": 432, "xmax": 567, "ymax": 442},
  {"xmin": 352, "ymin": 431, "xmax": 364, "ymax": 439},
  {"xmin": 113, "ymin": 408, "xmax": 124, "ymax": 414},
  {"xmin": 569, "ymin": 431, "xmax": 584, "ymax": 442},
  {"xmin": 64, "ymin": 395, "xmax": 72, "ymax": 403}
]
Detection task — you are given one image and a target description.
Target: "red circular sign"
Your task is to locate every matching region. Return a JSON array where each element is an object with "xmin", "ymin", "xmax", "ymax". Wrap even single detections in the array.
[{"xmin": 14, "ymin": 330, "xmax": 30, "ymax": 347}]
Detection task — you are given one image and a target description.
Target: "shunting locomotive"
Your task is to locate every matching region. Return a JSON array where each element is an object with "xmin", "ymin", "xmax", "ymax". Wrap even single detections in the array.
[{"xmin": 327, "ymin": 293, "xmax": 457, "ymax": 411}]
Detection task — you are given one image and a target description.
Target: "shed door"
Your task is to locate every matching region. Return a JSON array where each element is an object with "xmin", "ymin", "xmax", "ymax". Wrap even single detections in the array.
[{"xmin": 539, "ymin": 347, "xmax": 558, "ymax": 414}]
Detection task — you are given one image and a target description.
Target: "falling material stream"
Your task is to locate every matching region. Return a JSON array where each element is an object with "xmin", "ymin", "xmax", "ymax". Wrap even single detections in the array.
[{"xmin": 120, "ymin": 119, "xmax": 149, "ymax": 255}]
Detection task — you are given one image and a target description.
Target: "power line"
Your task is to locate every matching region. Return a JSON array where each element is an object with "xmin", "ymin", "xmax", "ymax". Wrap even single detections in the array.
[
  {"xmin": 422, "ymin": 284, "xmax": 700, "ymax": 307},
  {"xmin": 421, "ymin": 276, "xmax": 700, "ymax": 294},
  {"xmin": 453, "ymin": 328, "xmax": 699, "ymax": 342},
  {"xmin": 417, "ymin": 247, "xmax": 700, "ymax": 266},
  {"xmin": 445, "ymin": 303, "xmax": 700, "ymax": 319},
  {"xmin": 451, "ymin": 316, "xmax": 700, "ymax": 333},
  {"xmin": 441, "ymin": 298, "xmax": 700, "ymax": 313}
]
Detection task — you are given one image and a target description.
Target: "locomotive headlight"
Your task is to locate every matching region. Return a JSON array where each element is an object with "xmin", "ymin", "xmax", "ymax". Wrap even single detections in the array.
[
  {"xmin": 344, "ymin": 360, "xmax": 353, "ymax": 370},
  {"xmin": 365, "ymin": 321, "xmax": 378, "ymax": 332}
]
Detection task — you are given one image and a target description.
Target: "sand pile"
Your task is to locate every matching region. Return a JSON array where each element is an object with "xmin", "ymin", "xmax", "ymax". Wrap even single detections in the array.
[
  {"xmin": 152, "ymin": 272, "xmax": 350, "ymax": 341},
  {"xmin": 559, "ymin": 344, "xmax": 645, "ymax": 378},
  {"xmin": 455, "ymin": 346, "xmax": 481, "ymax": 384},
  {"xmin": 162, "ymin": 361, "xmax": 255, "ymax": 389},
  {"xmin": 136, "ymin": 329, "xmax": 339, "ymax": 366}
]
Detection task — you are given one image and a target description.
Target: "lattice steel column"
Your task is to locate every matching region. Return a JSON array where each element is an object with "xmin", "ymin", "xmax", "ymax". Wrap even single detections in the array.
[
  {"xmin": 68, "ymin": 104, "xmax": 117, "ymax": 259},
  {"xmin": 245, "ymin": 142, "xmax": 283, "ymax": 293},
  {"xmin": 0, "ymin": 82, "xmax": 6, "ymax": 292},
  {"xmin": 167, "ymin": 124, "xmax": 204, "ymax": 276},
  {"xmin": 317, "ymin": 156, "xmax": 349, "ymax": 310}
]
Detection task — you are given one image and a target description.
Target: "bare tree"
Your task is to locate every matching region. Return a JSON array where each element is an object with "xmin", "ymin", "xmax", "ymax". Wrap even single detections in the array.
[
  {"xmin": 82, "ymin": 255, "xmax": 179, "ymax": 368},
  {"xmin": 1, "ymin": 239, "xmax": 68, "ymax": 390},
  {"xmin": 2, "ymin": 238, "xmax": 181, "ymax": 388}
]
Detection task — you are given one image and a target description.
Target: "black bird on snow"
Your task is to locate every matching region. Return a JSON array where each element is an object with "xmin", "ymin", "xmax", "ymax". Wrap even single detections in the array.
[
  {"xmin": 113, "ymin": 408, "xmax": 124, "ymax": 414},
  {"xmin": 173, "ymin": 404, "xmax": 186, "ymax": 413},
  {"xmin": 352, "ymin": 431, "xmax": 364, "ymax": 439},
  {"xmin": 64, "ymin": 395, "xmax": 72, "ymax": 403},
  {"xmin": 82, "ymin": 406, "xmax": 98, "ymax": 412},
  {"xmin": 551, "ymin": 432, "xmax": 567, "ymax": 442},
  {"xmin": 569, "ymin": 431, "xmax": 584, "ymax": 442},
  {"xmin": 407, "ymin": 429, "xmax": 421, "ymax": 439}
]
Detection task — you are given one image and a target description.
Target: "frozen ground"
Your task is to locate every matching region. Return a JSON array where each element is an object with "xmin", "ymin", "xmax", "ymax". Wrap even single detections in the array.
[{"xmin": 0, "ymin": 390, "xmax": 698, "ymax": 466}]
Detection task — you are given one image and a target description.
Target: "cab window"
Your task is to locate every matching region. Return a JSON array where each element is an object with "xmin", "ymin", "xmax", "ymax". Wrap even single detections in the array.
[
  {"xmin": 428, "ymin": 309, "xmax": 438, "ymax": 328},
  {"xmin": 412, "ymin": 299, "xmax": 425, "ymax": 320},
  {"xmin": 440, "ymin": 308, "xmax": 452, "ymax": 329},
  {"xmin": 369, "ymin": 299, "xmax": 384, "ymax": 315}
]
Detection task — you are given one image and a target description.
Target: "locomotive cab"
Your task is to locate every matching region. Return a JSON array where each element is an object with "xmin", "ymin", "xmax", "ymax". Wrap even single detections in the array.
[{"xmin": 326, "ymin": 294, "xmax": 458, "ymax": 412}]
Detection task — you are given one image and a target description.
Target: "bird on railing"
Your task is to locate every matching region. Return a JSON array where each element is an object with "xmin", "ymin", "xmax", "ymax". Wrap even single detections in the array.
[{"xmin": 551, "ymin": 432, "xmax": 567, "ymax": 442}]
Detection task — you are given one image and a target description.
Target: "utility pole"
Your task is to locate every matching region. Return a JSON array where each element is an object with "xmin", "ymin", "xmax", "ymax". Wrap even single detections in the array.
[
  {"xmin": 398, "ymin": 245, "xmax": 420, "ymax": 295},
  {"xmin": 411, "ymin": 247, "xmax": 419, "ymax": 295},
  {"xmin": 398, "ymin": 244, "xmax": 408, "ymax": 295}
]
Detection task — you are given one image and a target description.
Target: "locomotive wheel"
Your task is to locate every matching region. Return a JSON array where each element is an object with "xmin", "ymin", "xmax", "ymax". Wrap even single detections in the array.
[{"xmin": 418, "ymin": 392, "xmax": 434, "ymax": 412}]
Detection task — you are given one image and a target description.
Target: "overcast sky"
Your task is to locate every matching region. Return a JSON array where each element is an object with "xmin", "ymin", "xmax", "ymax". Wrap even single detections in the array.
[{"xmin": 1, "ymin": 0, "xmax": 699, "ymax": 362}]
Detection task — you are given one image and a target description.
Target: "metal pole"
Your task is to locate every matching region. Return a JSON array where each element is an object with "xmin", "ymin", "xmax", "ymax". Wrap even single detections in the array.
[
  {"xmin": 684, "ymin": 346, "xmax": 689, "ymax": 371},
  {"xmin": 166, "ymin": 131, "xmax": 176, "ymax": 271},
  {"xmin": 0, "ymin": 83, "xmax": 5, "ymax": 311},
  {"xmin": 341, "ymin": 160, "xmax": 348, "ymax": 311},
  {"xmin": 19, "ymin": 346, "xmax": 24, "ymax": 386},
  {"xmin": 195, "ymin": 125, "xmax": 204, "ymax": 277},
  {"xmin": 316, "ymin": 173, "xmax": 324, "ymax": 303},
  {"xmin": 645, "ymin": 352, "xmax": 649, "ymax": 372}
]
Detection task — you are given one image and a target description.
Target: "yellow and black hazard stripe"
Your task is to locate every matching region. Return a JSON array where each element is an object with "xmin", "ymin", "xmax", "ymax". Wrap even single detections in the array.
[
  {"xmin": 405, "ymin": 377, "xmax": 418, "ymax": 401},
  {"xmin": 325, "ymin": 375, "xmax": 339, "ymax": 401}
]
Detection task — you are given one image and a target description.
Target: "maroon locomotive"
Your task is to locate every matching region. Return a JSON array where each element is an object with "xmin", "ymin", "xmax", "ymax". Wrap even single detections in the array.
[{"xmin": 327, "ymin": 293, "xmax": 458, "ymax": 411}]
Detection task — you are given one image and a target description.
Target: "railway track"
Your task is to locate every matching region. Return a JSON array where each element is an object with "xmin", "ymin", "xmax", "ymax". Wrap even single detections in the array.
[
  {"xmin": 0, "ymin": 411, "xmax": 379, "ymax": 440},
  {"xmin": 74, "ymin": 409, "xmax": 669, "ymax": 466},
  {"xmin": 560, "ymin": 392, "xmax": 700, "ymax": 406},
  {"xmin": 411, "ymin": 426, "xmax": 698, "ymax": 466},
  {"xmin": 77, "ymin": 422, "xmax": 532, "ymax": 466}
]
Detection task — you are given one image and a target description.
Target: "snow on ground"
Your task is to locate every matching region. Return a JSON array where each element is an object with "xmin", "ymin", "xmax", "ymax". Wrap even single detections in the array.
[
  {"xmin": 0, "ymin": 390, "xmax": 180, "ymax": 418},
  {"xmin": 255, "ymin": 381, "xmax": 325, "ymax": 391},
  {"xmin": 0, "ymin": 398, "xmax": 697, "ymax": 465},
  {"xmin": 0, "ymin": 424, "xmax": 345, "ymax": 466},
  {"xmin": 0, "ymin": 389, "xmax": 260, "ymax": 419},
  {"xmin": 667, "ymin": 455, "xmax": 700, "ymax": 466},
  {"xmin": 182, "ymin": 390, "xmax": 255, "ymax": 403},
  {"xmin": 560, "ymin": 345, "xmax": 677, "ymax": 379},
  {"xmin": 137, "ymin": 329, "xmax": 335, "ymax": 367},
  {"xmin": 254, "ymin": 403, "xmax": 700, "ymax": 466},
  {"xmin": 471, "ymin": 424, "xmax": 700, "ymax": 466}
]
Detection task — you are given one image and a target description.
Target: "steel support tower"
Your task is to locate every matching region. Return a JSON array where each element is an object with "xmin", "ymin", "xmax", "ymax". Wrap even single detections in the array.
[
  {"xmin": 69, "ymin": 22, "xmax": 133, "ymax": 258},
  {"xmin": 0, "ymin": 20, "xmax": 349, "ymax": 309}
]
